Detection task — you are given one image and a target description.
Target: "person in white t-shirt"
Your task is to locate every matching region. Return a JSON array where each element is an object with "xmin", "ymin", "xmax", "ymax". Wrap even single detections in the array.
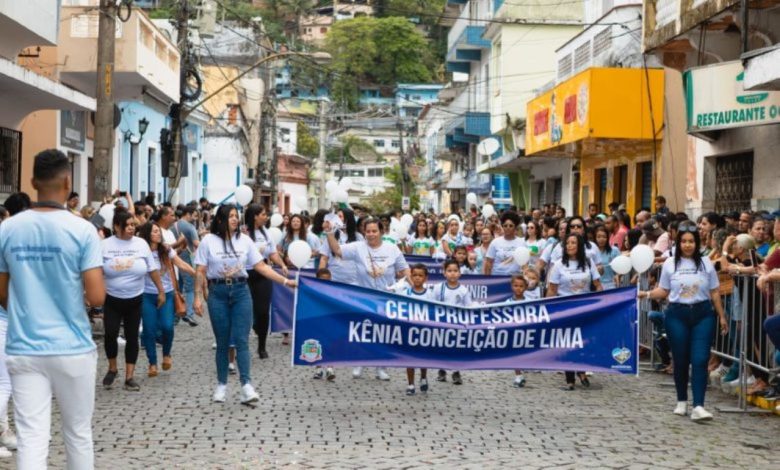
[
  {"xmin": 136, "ymin": 222, "xmax": 196, "ymax": 377},
  {"xmin": 638, "ymin": 221, "xmax": 727, "ymax": 422},
  {"xmin": 434, "ymin": 259, "xmax": 475, "ymax": 386},
  {"xmin": 395, "ymin": 263, "xmax": 433, "ymax": 396},
  {"xmin": 484, "ymin": 211, "xmax": 525, "ymax": 276},
  {"xmin": 546, "ymin": 234, "xmax": 602, "ymax": 391},
  {"xmin": 101, "ymin": 208, "xmax": 166, "ymax": 392},
  {"xmin": 244, "ymin": 204, "xmax": 289, "ymax": 359},
  {"xmin": 539, "ymin": 216, "xmax": 600, "ymax": 272},
  {"xmin": 193, "ymin": 204, "xmax": 295, "ymax": 405},
  {"xmin": 442, "ymin": 218, "xmax": 472, "ymax": 257},
  {"xmin": 326, "ymin": 218, "xmax": 410, "ymax": 381},
  {"xmin": 0, "ymin": 149, "xmax": 105, "ymax": 469}
]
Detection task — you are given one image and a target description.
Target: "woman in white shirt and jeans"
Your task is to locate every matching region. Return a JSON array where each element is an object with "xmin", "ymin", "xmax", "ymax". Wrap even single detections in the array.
[
  {"xmin": 639, "ymin": 221, "xmax": 728, "ymax": 421},
  {"xmin": 193, "ymin": 205, "xmax": 295, "ymax": 404}
]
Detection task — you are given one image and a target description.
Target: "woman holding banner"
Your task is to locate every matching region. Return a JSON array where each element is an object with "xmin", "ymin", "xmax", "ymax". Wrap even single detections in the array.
[
  {"xmin": 638, "ymin": 221, "xmax": 727, "ymax": 421},
  {"xmin": 193, "ymin": 204, "xmax": 296, "ymax": 404},
  {"xmin": 326, "ymin": 218, "xmax": 410, "ymax": 381},
  {"xmin": 244, "ymin": 204, "xmax": 289, "ymax": 359},
  {"xmin": 545, "ymin": 233, "xmax": 603, "ymax": 390}
]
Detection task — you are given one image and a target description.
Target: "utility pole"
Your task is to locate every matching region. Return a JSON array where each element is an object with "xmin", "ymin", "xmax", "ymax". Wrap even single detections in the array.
[
  {"xmin": 316, "ymin": 99, "xmax": 328, "ymax": 209},
  {"xmin": 168, "ymin": 0, "xmax": 190, "ymax": 199},
  {"xmin": 93, "ymin": 0, "xmax": 117, "ymax": 201},
  {"xmin": 397, "ymin": 118, "xmax": 410, "ymax": 199}
]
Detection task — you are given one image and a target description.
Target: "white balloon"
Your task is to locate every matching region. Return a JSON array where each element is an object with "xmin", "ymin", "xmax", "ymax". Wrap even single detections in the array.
[
  {"xmin": 287, "ymin": 240, "xmax": 312, "ymax": 269},
  {"xmin": 334, "ymin": 188, "xmax": 349, "ymax": 203},
  {"xmin": 482, "ymin": 204, "xmax": 496, "ymax": 218},
  {"xmin": 466, "ymin": 192, "xmax": 477, "ymax": 205},
  {"xmin": 630, "ymin": 244, "xmax": 655, "ymax": 273},
  {"xmin": 234, "ymin": 185, "xmax": 253, "ymax": 206},
  {"xmin": 610, "ymin": 255, "xmax": 633, "ymax": 275},
  {"xmin": 513, "ymin": 246, "xmax": 530, "ymax": 267},
  {"xmin": 400, "ymin": 213, "xmax": 414, "ymax": 227},
  {"xmin": 267, "ymin": 227, "xmax": 283, "ymax": 246},
  {"xmin": 395, "ymin": 225, "xmax": 408, "ymax": 241},
  {"xmin": 295, "ymin": 195, "xmax": 308, "ymax": 212},
  {"xmin": 338, "ymin": 177, "xmax": 353, "ymax": 191},
  {"xmin": 98, "ymin": 204, "xmax": 115, "ymax": 229},
  {"xmin": 270, "ymin": 213, "xmax": 283, "ymax": 228},
  {"xmin": 325, "ymin": 180, "xmax": 338, "ymax": 194}
]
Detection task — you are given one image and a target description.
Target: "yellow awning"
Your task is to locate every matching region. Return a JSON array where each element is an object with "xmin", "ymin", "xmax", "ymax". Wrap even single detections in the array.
[{"xmin": 525, "ymin": 67, "xmax": 665, "ymax": 156}]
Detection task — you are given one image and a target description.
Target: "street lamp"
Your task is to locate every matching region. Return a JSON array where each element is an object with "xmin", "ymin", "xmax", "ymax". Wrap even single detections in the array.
[{"xmin": 124, "ymin": 117, "xmax": 150, "ymax": 143}]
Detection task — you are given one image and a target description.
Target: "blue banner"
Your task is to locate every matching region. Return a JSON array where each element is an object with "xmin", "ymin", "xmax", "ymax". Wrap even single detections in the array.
[
  {"xmin": 293, "ymin": 277, "xmax": 638, "ymax": 373},
  {"xmin": 270, "ymin": 269, "xmax": 513, "ymax": 333}
]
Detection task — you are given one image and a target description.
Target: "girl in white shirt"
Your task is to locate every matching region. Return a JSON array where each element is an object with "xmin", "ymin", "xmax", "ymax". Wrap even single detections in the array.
[
  {"xmin": 638, "ymin": 221, "xmax": 727, "ymax": 421},
  {"xmin": 546, "ymin": 234, "xmax": 603, "ymax": 391},
  {"xmin": 193, "ymin": 205, "xmax": 294, "ymax": 405},
  {"xmin": 435, "ymin": 259, "xmax": 474, "ymax": 386}
]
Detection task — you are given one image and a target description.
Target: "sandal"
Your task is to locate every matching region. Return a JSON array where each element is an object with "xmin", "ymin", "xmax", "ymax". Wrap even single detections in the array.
[
  {"xmin": 578, "ymin": 373, "xmax": 590, "ymax": 388},
  {"xmin": 162, "ymin": 356, "xmax": 172, "ymax": 371},
  {"xmin": 148, "ymin": 365, "xmax": 158, "ymax": 377}
]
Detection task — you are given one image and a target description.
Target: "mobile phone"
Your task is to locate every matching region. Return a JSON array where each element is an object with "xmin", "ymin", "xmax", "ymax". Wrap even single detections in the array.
[{"xmin": 119, "ymin": 191, "xmax": 127, "ymax": 197}]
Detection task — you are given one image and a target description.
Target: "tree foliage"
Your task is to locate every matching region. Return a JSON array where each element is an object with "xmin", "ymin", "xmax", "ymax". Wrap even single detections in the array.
[
  {"xmin": 365, "ymin": 165, "xmax": 420, "ymax": 214},
  {"xmin": 296, "ymin": 122, "xmax": 319, "ymax": 157},
  {"xmin": 325, "ymin": 16, "xmax": 433, "ymax": 109},
  {"xmin": 379, "ymin": 0, "xmax": 447, "ymax": 26}
]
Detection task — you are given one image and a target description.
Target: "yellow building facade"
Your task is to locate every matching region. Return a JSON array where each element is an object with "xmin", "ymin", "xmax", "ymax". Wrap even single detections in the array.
[{"xmin": 526, "ymin": 68, "xmax": 666, "ymax": 216}]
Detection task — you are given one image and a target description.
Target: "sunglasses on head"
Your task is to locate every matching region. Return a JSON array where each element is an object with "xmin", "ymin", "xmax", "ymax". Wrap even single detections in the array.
[{"xmin": 678, "ymin": 224, "xmax": 698, "ymax": 233}]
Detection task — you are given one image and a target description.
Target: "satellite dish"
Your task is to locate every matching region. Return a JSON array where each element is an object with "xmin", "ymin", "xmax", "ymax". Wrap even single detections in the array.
[{"xmin": 477, "ymin": 138, "xmax": 500, "ymax": 156}]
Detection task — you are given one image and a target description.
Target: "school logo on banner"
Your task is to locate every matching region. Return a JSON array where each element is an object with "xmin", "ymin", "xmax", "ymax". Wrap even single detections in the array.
[
  {"xmin": 299, "ymin": 339, "xmax": 323, "ymax": 363},
  {"xmin": 611, "ymin": 346, "xmax": 632, "ymax": 368}
]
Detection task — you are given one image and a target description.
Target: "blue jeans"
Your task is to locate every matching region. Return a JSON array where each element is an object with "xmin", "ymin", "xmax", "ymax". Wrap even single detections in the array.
[
  {"xmin": 142, "ymin": 292, "xmax": 174, "ymax": 366},
  {"xmin": 207, "ymin": 282, "xmax": 253, "ymax": 386},
  {"xmin": 664, "ymin": 301, "xmax": 716, "ymax": 407},
  {"xmin": 179, "ymin": 269, "xmax": 195, "ymax": 320},
  {"xmin": 765, "ymin": 314, "xmax": 780, "ymax": 366}
]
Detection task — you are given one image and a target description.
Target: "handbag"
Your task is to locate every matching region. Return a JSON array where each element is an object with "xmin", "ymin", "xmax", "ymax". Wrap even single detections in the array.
[{"xmin": 168, "ymin": 260, "xmax": 187, "ymax": 317}]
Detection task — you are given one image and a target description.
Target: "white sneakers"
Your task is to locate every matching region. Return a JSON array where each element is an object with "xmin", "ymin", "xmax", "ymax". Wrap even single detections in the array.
[
  {"xmin": 673, "ymin": 402, "xmax": 714, "ymax": 422},
  {"xmin": 353, "ymin": 367, "xmax": 391, "ymax": 380},
  {"xmin": 240, "ymin": 383, "xmax": 260, "ymax": 404},
  {"xmin": 673, "ymin": 401, "xmax": 688, "ymax": 416},
  {"xmin": 213, "ymin": 384, "xmax": 227, "ymax": 403},
  {"xmin": 726, "ymin": 375, "xmax": 756, "ymax": 387},
  {"xmin": 690, "ymin": 406, "xmax": 713, "ymax": 422},
  {"xmin": 214, "ymin": 383, "xmax": 260, "ymax": 404}
]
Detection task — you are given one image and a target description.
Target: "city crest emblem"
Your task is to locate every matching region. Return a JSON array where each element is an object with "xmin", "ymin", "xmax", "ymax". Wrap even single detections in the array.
[
  {"xmin": 612, "ymin": 347, "xmax": 631, "ymax": 365},
  {"xmin": 299, "ymin": 339, "xmax": 322, "ymax": 363}
]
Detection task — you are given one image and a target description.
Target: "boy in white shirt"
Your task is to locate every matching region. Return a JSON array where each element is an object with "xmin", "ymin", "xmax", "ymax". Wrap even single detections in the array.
[
  {"xmin": 395, "ymin": 264, "xmax": 433, "ymax": 396},
  {"xmin": 435, "ymin": 260, "xmax": 474, "ymax": 385}
]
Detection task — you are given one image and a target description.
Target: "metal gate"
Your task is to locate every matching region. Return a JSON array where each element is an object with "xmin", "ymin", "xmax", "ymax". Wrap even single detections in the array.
[
  {"xmin": 0, "ymin": 127, "xmax": 21, "ymax": 194},
  {"xmin": 715, "ymin": 153, "xmax": 753, "ymax": 213}
]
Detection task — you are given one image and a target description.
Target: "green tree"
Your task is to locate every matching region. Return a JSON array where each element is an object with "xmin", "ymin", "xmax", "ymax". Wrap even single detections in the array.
[
  {"xmin": 365, "ymin": 165, "xmax": 420, "ymax": 214},
  {"xmin": 296, "ymin": 122, "xmax": 319, "ymax": 157},
  {"xmin": 380, "ymin": 0, "xmax": 447, "ymax": 26},
  {"xmin": 326, "ymin": 16, "xmax": 433, "ymax": 109}
]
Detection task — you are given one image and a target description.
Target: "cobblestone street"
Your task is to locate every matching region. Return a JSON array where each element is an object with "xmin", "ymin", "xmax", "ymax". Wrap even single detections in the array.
[{"xmin": 11, "ymin": 318, "xmax": 777, "ymax": 469}]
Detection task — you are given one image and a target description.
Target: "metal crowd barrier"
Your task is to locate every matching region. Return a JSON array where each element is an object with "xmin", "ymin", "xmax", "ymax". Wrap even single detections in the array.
[{"xmin": 636, "ymin": 270, "xmax": 778, "ymax": 413}]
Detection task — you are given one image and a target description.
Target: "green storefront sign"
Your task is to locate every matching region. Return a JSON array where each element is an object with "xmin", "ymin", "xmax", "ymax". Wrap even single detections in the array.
[{"xmin": 684, "ymin": 61, "xmax": 780, "ymax": 133}]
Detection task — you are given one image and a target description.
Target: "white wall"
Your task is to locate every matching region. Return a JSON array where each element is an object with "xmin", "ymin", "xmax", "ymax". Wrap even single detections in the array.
[
  {"xmin": 0, "ymin": 0, "xmax": 59, "ymax": 59},
  {"xmin": 203, "ymin": 136, "xmax": 246, "ymax": 203},
  {"xmin": 527, "ymin": 159, "xmax": 574, "ymax": 213},
  {"xmin": 277, "ymin": 119, "xmax": 297, "ymax": 155}
]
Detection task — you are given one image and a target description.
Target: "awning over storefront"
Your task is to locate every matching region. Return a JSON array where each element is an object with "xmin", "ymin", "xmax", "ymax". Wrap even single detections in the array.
[{"xmin": 525, "ymin": 67, "xmax": 664, "ymax": 157}]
